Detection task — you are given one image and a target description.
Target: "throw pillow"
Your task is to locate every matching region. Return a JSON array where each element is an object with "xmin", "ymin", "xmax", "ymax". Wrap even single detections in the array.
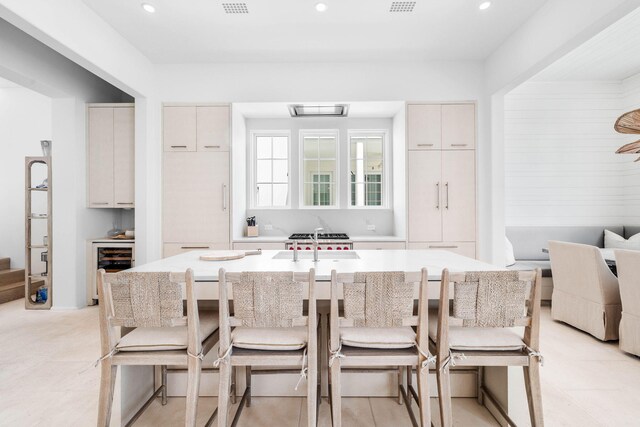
[
  {"xmin": 604, "ymin": 229, "xmax": 640, "ymax": 250},
  {"xmin": 505, "ymin": 236, "xmax": 516, "ymax": 267}
]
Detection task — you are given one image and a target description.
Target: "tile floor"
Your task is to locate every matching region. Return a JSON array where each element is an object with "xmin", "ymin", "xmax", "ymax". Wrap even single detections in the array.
[{"xmin": 1, "ymin": 299, "xmax": 639, "ymax": 426}]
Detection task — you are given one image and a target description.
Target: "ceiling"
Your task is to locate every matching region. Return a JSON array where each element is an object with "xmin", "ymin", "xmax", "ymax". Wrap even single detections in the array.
[
  {"xmin": 534, "ymin": 7, "xmax": 640, "ymax": 81},
  {"xmin": 82, "ymin": 0, "xmax": 547, "ymax": 63},
  {"xmin": 235, "ymin": 101, "xmax": 404, "ymax": 119}
]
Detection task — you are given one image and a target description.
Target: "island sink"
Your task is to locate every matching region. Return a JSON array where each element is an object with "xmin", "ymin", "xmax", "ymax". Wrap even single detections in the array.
[{"xmin": 272, "ymin": 251, "xmax": 361, "ymax": 260}]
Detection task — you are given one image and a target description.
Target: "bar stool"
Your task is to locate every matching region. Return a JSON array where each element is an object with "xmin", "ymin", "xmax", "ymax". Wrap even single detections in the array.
[
  {"xmin": 432, "ymin": 269, "xmax": 544, "ymax": 427},
  {"xmin": 96, "ymin": 269, "xmax": 220, "ymax": 427},
  {"xmin": 215, "ymin": 268, "xmax": 319, "ymax": 427},
  {"xmin": 329, "ymin": 269, "xmax": 433, "ymax": 427}
]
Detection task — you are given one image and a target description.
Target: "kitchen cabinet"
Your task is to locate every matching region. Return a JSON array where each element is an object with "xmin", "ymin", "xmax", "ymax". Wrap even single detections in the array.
[
  {"xmin": 163, "ymin": 106, "xmax": 196, "ymax": 152},
  {"xmin": 88, "ymin": 104, "xmax": 134, "ymax": 208},
  {"xmin": 163, "ymin": 105, "xmax": 230, "ymax": 152},
  {"xmin": 442, "ymin": 104, "xmax": 475, "ymax": 150},
  {"xmin": 407, "ymin": 104, "xmax": 441, "ymax": 150},
  {"xmin": 163, "ymin": 151, "xmax": 230, "ymax": 246},
  {"xmin": 163, "ymin": 243, "xmax": 230, "ymax": 258},
  {"xmin": 407, "ymin": 102, "xmax": 476, "ymax": 258},
  {"xmin": 407, "ymin": 103, "xmax": 475, "ymax": 151},
  {"xmin": 407, "ymin": 242, "xmax": 476, "ymax": 259}
]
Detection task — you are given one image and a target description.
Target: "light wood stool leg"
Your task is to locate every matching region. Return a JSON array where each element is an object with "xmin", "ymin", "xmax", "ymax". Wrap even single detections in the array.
[
  {"xmin": 398, "ymin": 366, "xmax": 404, "ymax": 405},
  {"xmin": 329, "ymin": 360, "xmax": 342, "ymax": 427},
  {"xmin": 308, "ymin": 351, "xmax": 318, "ymax": 426},
  {"xmin": 477, "ymin": 366, "xmax": 484, "ymax": 405},
  {"xmin": 230, "ymin": 367, "xmax": 236, "ymax": 404},
  {"xmin": 97, "ymin": 361, "xmax": 118, "ymax": 427},
  {"xmin": 185, "ymin": 356, "xmax": 202, "ymax": 427},
  {"xmin": 436, "ymin": 367, "xmax": 453, "ymax": 427},
  {"xmin": 217, "ymin": 362, "xmax": 232, "ymax": 427},
  {"xmin": 524, "ymin": 363, "xmax": 544, "ymax": 427},
  {"xmin": 161, "ymin": 365, "xmax": 168, "ymax": 406},
  {"xmin": 245, "ymin": 366, "xmax": 252, "ymax": 408},
  {"xmin": 417, "ymin": 365, "xmax": 431, "ymax": 427}
]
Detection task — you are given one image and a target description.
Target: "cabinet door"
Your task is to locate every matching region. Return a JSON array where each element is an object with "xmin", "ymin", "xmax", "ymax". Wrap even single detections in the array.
[
  {"xmin": 197, "ymin": 106, "xmax": 230, "ymax": 152},
  {"xmin": 163, "ymin": 152, "xmax": 229, "ymax": 243},
  {"xmin": 163, "ymin": 243, "xmax": 230, "ymax": 258},
  {"xmin": 408, "ymin": 242, "xmax": 476, "ymax": 258},
  {"xmin": 88, "ymin": 107, "xmax": 114, "ymax": 207},
  {"xmin": 442, "ymin": 151, "xmax": 475, "ymax": 241},
  {"xmin": 163, "ymin": 106, "xmax": 196, "ymax": 152},
  {"xmin": 408, "ymin": 151, "xmax": 442, "ymax": 242},
  {"xmin": 407, "ymin": 104, "xmax": 441, "ymax": 150},
  {"xmin": 442, "ymin": 104, "xmax": 475, "ymax": 150},
  {"xmin": 113, "ymin": 107, "xmax": 135, "ymax": 207}
]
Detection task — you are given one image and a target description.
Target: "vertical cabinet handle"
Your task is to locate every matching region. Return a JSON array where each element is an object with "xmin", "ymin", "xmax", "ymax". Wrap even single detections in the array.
[
  {"xmin": 222, "ymin": 184, "xmax": 227, "ymax": 211},
  {"xmin": 445, "ymin": 182, "xmax": 449, "ymax": 210},
  {"xmin": 436, "ymin": 182, "xmax": 440, "ymax": 209}
]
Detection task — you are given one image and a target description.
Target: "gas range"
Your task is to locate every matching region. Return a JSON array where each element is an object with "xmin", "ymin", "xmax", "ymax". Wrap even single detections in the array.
[{"xmin": 285, "ymin": 233, "xmax": 353, "ymax": 251}]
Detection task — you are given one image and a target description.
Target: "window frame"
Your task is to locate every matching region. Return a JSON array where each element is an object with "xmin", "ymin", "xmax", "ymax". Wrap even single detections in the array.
[
  {"xmin": 347, "ymin": 130, "xmax": 389, "ymax": 209},
  {"xmin": 298, "ymin": 129, "xmax": 340, "ymax": 209},
  {"xmin": 249, "ymin": 130, "xmax": 291, "ymax": 209}
]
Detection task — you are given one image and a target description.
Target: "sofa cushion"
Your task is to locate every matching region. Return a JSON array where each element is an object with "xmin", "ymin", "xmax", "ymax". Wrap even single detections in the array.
[
  {"xmin": 428, "ymin": 313, "xmax": 525, "ymax": 351},
  {"xmin": 625, "ymin": 226, "xmax": 640, "ymax": 239},
  {"xmin": 117, "ymin": 311, "xmax": 219, "ymax": 352},
  {"xmin": 508, "ymin": 261, "xmax": 552, "ymax": 277},
  {"xmin": 605, "ymin": 230, "xmax": 640, "ymax": 250},
  {"xmin": 505, "ymin": 236, "xmax": 516, "ymax": 267},
  {"xmin": 340, "ymin": 327, "xmax": 416, "ymax": 349},
  {"xmin": 232, "ymin": 326, "xmax": 307, "ymax": 351},
  {"xmin": 506, "ymin": 226, "xmax": 623, "ymax": 261}
]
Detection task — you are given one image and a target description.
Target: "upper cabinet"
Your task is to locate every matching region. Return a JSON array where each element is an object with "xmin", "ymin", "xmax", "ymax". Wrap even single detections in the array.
[
  {"xmin": 163, "ymin": 105, "xmax": 230, "ymax": 152},
  {"xmin": 442, "ymin": 104, "xmax": 475, "ymax": 150},
  {"xmin": 407, "ymin": 104, "xmax": 441, "ymax": 150},
  {"xmin": 88, "ymin": 104, "xmax": 135, "ymax": 208},
  {"xmin": 407, "ymin": 103, "xmax": 475, "ymax": 150}
]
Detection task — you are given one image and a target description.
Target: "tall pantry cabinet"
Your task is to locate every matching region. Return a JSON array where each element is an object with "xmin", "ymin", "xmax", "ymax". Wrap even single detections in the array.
[
  {"xmin": 162, "ymin": 105, "xmax": 231, "ymax": 257},
  {"xmin": 407, "ymin": 103, "xmax": 477, "ymax": 258}
]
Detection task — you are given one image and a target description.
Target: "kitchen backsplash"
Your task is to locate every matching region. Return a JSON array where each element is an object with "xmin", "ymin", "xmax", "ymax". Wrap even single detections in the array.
[{"xmin": 245, "ymin": 209, "xmax": 395, "ymax": 236}]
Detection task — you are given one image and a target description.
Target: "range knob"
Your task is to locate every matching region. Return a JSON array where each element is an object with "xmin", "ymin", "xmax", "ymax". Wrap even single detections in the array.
[
  {"xmin": 343, "ymin": 246, "xmax": 349, "ymax": 250},
  {"xmin": 327, "ymin": 247, "xmax": 333, "ymax": 250},
  {"xmin": 336, "ymin": 247, "xmax": 342, "ymax": 250},
  {"xmin": 305, "ymin": 247, "xmax": 311, "ymax": 250},
  {"xmin": 289, "ymin": 247, "xmax": 294, "ymax": 250}
]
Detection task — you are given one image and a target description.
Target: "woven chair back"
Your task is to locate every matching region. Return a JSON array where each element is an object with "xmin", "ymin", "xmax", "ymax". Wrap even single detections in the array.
[
  {"xmin": 231, "ymin": 272, "xmax": 304, "ymax": 328},
  {"xmin": 107, "ymin": 271, "xmax": 184, "ymax": 328},
  {"xmin": 452, "ymin": 271, "xmax": 528, "ymax": 328},
  {"xmin": 343, "ymin": 272, "xmax": 413, "ymax": 327}
]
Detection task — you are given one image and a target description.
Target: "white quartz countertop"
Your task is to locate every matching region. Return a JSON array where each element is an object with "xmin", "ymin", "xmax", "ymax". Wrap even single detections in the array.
[{"xmin": 129, "ymin": 249, "xmax": 498, "ymax": 281}]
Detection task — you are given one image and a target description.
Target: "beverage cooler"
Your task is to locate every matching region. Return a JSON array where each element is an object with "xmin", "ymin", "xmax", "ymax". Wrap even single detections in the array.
[{"xmin": 87, "ymin": 240, "xmax": 135, "ymax": 305}]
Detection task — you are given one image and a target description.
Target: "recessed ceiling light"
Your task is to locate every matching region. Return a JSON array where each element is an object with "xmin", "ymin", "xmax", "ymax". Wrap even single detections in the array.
[
  {"xmin": 315, "ymin": 3, "xmax": 327, "ymax": 12},
  {"xmin": 479, "ymin": 1, "xmax": 491, "ymax": 10},
  {"xmin": 141, "ymin": 3, "xmax": 155, "ymax": 13}
]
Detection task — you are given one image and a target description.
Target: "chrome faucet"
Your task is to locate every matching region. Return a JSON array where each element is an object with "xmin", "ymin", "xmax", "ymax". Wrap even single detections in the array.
[
  {"xmin": 293, "ymin": 240, "xmax": 299, "ymax": 262},
  {"xmin": 312, "ymin": 227, "xmax": 324, "ymax": 262}
]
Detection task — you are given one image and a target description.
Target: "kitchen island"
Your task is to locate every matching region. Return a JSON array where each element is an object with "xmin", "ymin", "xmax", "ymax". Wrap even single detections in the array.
[{"xmin": 113, "ymin": 250, "xmax": 530, "ymax": 426}]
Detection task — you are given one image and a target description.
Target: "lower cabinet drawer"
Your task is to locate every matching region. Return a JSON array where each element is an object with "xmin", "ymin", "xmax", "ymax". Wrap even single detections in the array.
[
  {"xmin": 163, "ymin": 242, "xmax": 230, "ymax": 258},
  {"xmin": 233, "ymin": 242, "xmax": 285, "ymax": 251},
  {"xmin": 407, "ymin": 242, "xmax": 476, "ymax": 259},
  {"xmin": 352, "ymin": 242, "xmax": 407, "ymax": 250}
]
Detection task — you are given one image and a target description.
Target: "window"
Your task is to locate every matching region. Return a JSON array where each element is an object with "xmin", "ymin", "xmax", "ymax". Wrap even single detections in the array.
[
  {"xmin": 253, "ymin": 132, "xmax": 289, "ymax": 208},
  {"xmin": 349, "ymin": 132, "xmax": 385, "ymax": 207},
  {"xmin": 301, "ymin": 130, "xmax": 338, "ymax": 207}
]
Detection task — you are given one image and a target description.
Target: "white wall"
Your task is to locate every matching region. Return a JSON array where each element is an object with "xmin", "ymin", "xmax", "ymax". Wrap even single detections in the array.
[
  {"xmin": 0, "ymin": 86, "xmax": 51, "ymax": 268},
  {"xmin": 621, "ymin": 73, "xmax": 640, "ymax": 223},
  {"xmin": 0, "ymin": 18, "xmax": 130, "ymax": 308},
  {"xmin": 505, "ymin": 78, "xmax": 640, "ymax": 227}
]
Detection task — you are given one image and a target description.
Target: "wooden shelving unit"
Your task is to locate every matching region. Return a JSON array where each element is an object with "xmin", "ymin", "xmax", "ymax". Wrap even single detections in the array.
[{"xmin": 25, "ymin": 156, "xmax": 52, "ymax": 309}]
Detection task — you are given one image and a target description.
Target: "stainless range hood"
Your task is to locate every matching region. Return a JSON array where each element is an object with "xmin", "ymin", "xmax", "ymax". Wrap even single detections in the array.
[{"xmin": 288, "ymin": 104, "xmax": 349, "ymax": 118}]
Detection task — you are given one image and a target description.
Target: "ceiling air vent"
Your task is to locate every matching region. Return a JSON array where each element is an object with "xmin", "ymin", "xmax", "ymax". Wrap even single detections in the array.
[
  {"xmin": 288, "ymin": 104, "xmax": 350, "ymax": 118},
  {"xmin": 389, "ymin": 1, "xmax": 416, "ymax": 13},
  {"xmin": 222, "ymin": 3, "xmax": 249, "ymax": 14}
]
